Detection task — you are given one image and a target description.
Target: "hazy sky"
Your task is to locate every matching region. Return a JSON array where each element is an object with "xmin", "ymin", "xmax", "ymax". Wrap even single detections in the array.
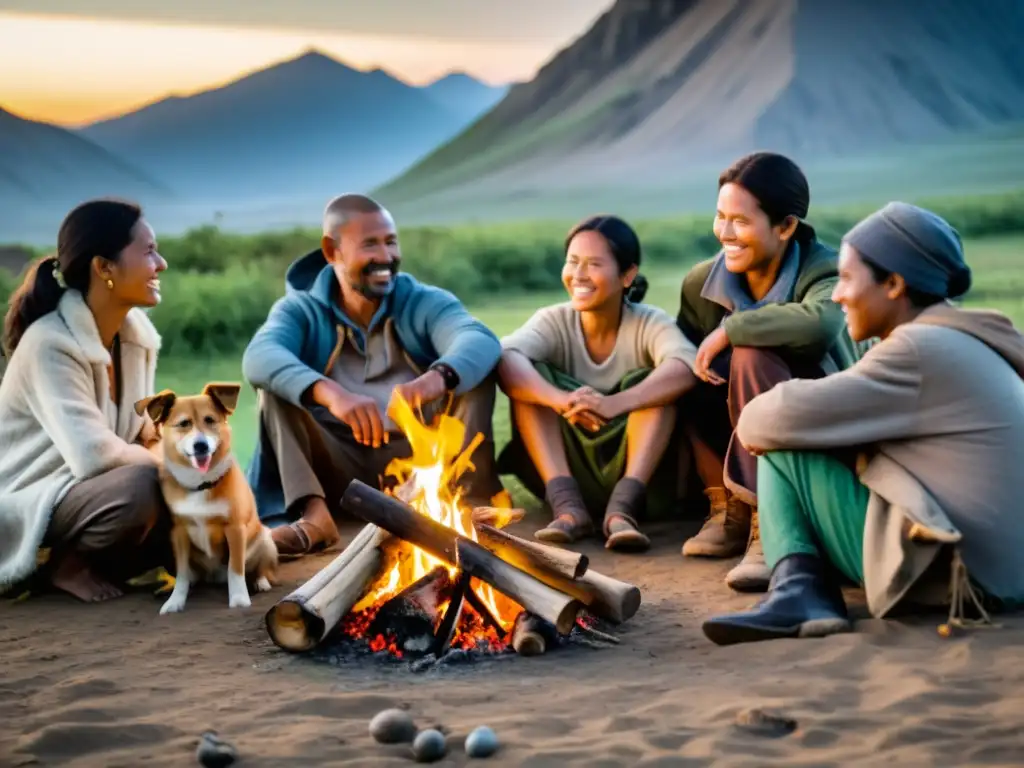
[{"xmin": 0, "ymin": 1, "xmax": 610, "ymax": 126}]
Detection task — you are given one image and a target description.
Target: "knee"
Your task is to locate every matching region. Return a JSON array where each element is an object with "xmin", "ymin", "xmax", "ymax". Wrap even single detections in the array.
[
  {"xmin": 453, "ymin": 375, "xmax": 497, "ymax": 424},
  {"xmin": 108, "ymin": 463, "xmax": 165, "ymax": 532},
  {"xmin": 729, "ymin": 346, "xmax": 786, "ymax": 375}
]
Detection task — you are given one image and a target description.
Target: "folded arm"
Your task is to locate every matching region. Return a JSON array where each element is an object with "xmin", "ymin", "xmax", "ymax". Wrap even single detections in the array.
[
  {"xmin": 723, "ymin": 277, "xmax": 846, "ymax": 359},
  {"xmin": 420, "ymin": 288, "xmax": 501, "ymax": 394},
  {"xmin": 737, "ymin": 332, "xmax": 923, "ymax": 454},
  {"xmin": 26, "ymin": 344, "xmax": 156, "ymax": 479},
  {"xmin": 497, "ymin": 350, "xmax": 566, "ymax": 410},
  {"xmin": 241, "ymin": 297, "xmax": 326, "ymax": 406}
]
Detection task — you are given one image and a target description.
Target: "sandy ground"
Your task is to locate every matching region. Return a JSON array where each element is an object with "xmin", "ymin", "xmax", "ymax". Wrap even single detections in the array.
[{"xmin": 3, "ymin": 516, "xmax": 1024, "ymax": 768}]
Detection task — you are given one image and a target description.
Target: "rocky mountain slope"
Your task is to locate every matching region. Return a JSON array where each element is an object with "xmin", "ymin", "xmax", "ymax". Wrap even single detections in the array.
[{"xmin": 376, "ymin": 0, "xmax": 1024, "ymax": 207}]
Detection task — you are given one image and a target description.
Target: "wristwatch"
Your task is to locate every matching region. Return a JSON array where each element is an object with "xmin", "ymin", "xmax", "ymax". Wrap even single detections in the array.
[{"xmin": 429, "ymin": 362, "xmax": 460, "ymax": 391}]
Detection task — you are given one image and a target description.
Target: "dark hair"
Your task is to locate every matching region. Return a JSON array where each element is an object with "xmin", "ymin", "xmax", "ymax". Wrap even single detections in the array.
[
  {"xmin": 860, "ymin": 257, "xmax": 950, "ymax": 309},
  {"xmin": 719, "ymin": 151, "xmax": 816, "ymax": 248},
  {"xmin": 565, "ymin": 215, "xmax": 648, "ymax": 303},
  {"xmin": 3, "ymin": 199, "xmax": 142, "ymax": 356}
]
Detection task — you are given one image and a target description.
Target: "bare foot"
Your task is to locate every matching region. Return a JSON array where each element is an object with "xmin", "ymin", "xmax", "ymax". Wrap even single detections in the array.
[{"xmin": 49, "ymin": 551, "xmax": 124, "ymax": 602}]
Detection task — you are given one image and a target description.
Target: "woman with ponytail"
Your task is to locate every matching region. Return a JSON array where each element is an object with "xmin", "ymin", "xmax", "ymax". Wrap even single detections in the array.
[
  {"xmin": 677, "ymin": 152, "xmax": 860, "ymax": 593},
  {"xmin": 0, "ymin": 198, "xmax": 168, "ymax": 602},
  {"xmin": 497, "ymin": 215, "xmax": 698, "ymax": 552}
]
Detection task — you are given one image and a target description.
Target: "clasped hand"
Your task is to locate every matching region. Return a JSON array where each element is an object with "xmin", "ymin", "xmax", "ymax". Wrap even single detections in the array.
[{"xmin": 557, "ymin": 386, "xmax": 621, "ymax": 432}]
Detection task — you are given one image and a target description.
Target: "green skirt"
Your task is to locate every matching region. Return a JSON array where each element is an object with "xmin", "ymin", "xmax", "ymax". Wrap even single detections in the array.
[{"xmin": 497, "ymin": 362, "xmax": 682, "ymax": 519}]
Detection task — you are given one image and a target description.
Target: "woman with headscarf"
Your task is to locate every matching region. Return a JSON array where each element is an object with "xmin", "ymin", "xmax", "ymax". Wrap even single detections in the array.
[
  {"xmin": 498, "ymin": 215, "xmax": 698, "ymax": 552},
  {"xmin": 0, "ymin": 199, "xmax": 169, "ymax": 603},
  {"xmin": 702, "ymin": 202, "xmax": 1024, "ymax": 645},
  {"xmin": 676, "ymin": 152, "xmax": 859, "ymax": 591}
]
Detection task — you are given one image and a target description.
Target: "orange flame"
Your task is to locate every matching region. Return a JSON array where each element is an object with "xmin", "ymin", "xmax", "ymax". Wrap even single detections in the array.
[{"xmin": 350, "ymin": 393, "xmax": 521, "ymax": 640}]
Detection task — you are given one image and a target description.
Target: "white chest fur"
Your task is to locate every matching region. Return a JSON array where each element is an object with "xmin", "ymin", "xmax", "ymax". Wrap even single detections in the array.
[{"xmin": 169, "ymin": 491, "xmax": 231, "ymax": 559}]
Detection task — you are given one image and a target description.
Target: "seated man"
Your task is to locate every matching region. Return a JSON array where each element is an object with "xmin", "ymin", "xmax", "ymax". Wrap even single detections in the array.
[
  {"xmin": 242, "ymin": 194, "xmax": 505, "ymax": 557},
  {"xmin": 703, "ymin": 202, "xmax": 1024, "ymax": 645}
]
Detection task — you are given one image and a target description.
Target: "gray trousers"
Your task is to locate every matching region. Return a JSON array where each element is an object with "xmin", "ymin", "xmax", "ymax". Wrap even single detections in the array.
[
  {"xmin": 259, "ymin": 379, "xmax": 503, "ymax": 518},
  {"xmin": 45, "ymin": 464, "xmax": 172, "ymax": 580}
]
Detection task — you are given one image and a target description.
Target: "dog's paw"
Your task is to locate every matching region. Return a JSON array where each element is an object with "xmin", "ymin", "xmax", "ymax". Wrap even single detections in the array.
[
  {"xmin": 228, "ymin": 591, "xmax": 252, "ymax": 609},
  {"xmin": 254, "ymin": 576, "xmax": 272, "ymax": 593},
  {"xmin": 160, "ymin": 594, "xmax": 187, "ymax": 614}
]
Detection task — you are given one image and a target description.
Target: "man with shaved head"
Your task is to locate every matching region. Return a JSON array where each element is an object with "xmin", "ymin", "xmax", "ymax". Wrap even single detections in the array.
[{"xmin": 243, "ymin": 194, "xmax": 505, "ymax": 556}]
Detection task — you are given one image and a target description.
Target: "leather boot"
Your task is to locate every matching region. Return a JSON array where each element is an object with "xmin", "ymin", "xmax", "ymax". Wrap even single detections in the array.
[
  {"xmin": 724, "ymin": 508, "xmax": 771, "ymax": 592},
  {"xmin": 681, "ymin": 487, "xmax": 750, "ymax": 558},
  {"xmin": 702, "ymin": 554, "xmax": 851, "ymax": 645}
]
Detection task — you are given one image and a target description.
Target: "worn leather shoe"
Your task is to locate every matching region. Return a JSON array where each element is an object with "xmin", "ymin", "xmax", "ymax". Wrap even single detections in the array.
[{"xmin": 703, "ymin": 554, "xmax": 851, "ymax": 645}]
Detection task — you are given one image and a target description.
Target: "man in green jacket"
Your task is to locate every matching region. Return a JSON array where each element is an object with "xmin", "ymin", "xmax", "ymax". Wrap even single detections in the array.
[{"xmin": 677, "ymin": 153, "xmax": 859, "ymax": 592}]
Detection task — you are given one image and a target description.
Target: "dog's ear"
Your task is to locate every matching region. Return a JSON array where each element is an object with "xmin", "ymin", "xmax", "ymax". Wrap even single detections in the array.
[
  {"xmin": 203, "ymin": 382, "xmax": 241, "ymax": 415},
  {"xmin": 134, "ymin": 390, "xmax": 177, "ymax": 424}
]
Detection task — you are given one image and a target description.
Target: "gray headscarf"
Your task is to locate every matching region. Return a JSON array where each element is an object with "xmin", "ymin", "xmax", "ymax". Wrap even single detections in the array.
[{"xmin": 843, "ymin": 202, "xmax": 972, "ymax": 298}]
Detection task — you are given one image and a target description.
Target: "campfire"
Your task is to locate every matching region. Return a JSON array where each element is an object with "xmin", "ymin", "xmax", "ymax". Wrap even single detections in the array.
[{"xmin": 266, "ymin": 395, "xmax": 641, "ymax": 663}]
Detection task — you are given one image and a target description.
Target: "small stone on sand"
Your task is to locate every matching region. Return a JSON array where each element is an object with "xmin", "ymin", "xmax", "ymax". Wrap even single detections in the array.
[
  {"xmin": 195, "ymin": 731, "xmax": 237, "ymax": 767},
  {"xmin": 465, "ymin": 725, "xmax": 499, "ymax": 757},
  {"xmin": 734, "ymin": 708, "xmax": 797, "ymax": 737},
  {"xmin": 412, "ymin": 728, "xmax": 447, "ymax": 762},
  {"xmin": 369, "ymin": 708, "xmax": 417, "ymax": 744}
]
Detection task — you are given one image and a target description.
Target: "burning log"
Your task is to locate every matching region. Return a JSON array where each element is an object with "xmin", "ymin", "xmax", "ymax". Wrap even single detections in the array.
[
  {"xmin": 368, "ymin": 566, "xmax": 453, "ymax": 655},
  {"xmin": 511, "ymin": 612, "xmax": 558, "ymax": 656},
  {"xmin": 265, "ymin": 524, "xmax": 390, "ymax": 652},
  {"xmin": 475, "ymin": 524, "xmax": 640, "ymax": 624},
  {"xmin": 474, "ymin": 523, "xmax": 588, "ymax": 581},
  {"xmin": 431, "ymin": 570, "xmax": 472, "ymax": 657},
  {"xmin": 471, "ymin": 506, "xmax": 526, "ymax": 528},
  {"xmin": 341, "ymin": 480, "xmax": 583, "ymax": 635}
]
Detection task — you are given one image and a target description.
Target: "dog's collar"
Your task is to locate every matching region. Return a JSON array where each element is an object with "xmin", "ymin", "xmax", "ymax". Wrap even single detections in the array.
[{"xmin": 166, "ymin": 456, "xmax": 234, "ymax": 492}]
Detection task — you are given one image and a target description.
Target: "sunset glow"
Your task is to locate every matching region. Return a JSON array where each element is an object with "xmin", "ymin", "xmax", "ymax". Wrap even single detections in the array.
[{"xmin": 0, "ymin": 11, "xmax": 556, "ymax": 126}]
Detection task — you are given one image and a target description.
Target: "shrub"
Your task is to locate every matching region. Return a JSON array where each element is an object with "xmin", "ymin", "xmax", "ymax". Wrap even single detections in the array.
[{"xmin": 2, "ymin": 190, "xmax": 1022, "ymax": 355}]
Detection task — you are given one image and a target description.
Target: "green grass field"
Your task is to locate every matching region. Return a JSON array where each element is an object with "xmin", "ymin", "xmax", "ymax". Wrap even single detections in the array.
[{"xmin": 155, "ymin": 233, "xmax": 1024, "ymax": 477}]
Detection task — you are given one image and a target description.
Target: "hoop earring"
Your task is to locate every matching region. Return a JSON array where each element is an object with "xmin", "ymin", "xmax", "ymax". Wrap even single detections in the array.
[{"xmin": 106, "ymin": 279, "xmax": 114, "ymax": 290}]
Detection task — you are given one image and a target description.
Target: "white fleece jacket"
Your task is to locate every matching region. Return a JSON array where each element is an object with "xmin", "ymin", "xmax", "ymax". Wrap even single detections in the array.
[{"xmin": 0, "ymin": 290, "xmax": 161, "ymax": 589}]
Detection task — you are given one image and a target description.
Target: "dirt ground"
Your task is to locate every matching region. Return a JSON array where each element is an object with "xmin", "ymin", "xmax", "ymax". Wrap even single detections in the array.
[{"xmin": 3, "ymin": 517, "xmax": 1023, "ymax": 767}]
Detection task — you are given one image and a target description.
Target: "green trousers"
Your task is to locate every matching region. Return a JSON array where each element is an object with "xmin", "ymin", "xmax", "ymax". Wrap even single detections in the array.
[
  {"xmin": 497, "ymin": 362, "xmax": 680, "ymax": 517},
  {"xmin": 758, "ymin": 450, "xmax": 870, "ymax": 585}
]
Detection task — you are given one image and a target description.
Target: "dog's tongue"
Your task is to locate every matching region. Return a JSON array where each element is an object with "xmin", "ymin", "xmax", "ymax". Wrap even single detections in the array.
[{"xmin": 192, "ymin": 455, "xmax": 212, "ymax": 473}]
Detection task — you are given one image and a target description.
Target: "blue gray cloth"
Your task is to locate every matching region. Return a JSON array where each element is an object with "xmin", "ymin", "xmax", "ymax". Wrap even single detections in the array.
[
  {"xmin": 700, "ymin": 240, "xmax": 803, "ymax": 314},
  {"xmin": 843, "ymin": 202, "xmax": 971, "ymax": 298}
]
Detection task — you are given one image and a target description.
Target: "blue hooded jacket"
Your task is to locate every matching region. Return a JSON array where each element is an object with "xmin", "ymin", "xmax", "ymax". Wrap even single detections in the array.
[{"xmin": 242, "ymin": 248, "xmax": 501, "ymax": 520}]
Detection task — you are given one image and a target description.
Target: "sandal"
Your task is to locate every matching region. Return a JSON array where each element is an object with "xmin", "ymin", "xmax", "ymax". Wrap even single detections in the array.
[
  {"xmin": 604, "ymin": 515, "xmax": 651, "ymax": 552},
  {"xmin": 534, "ymin": 513, "xmax": 594, "ymax": 544},
  {"xmin": 271, "ymin": 518, "xmax": 341, "ymax": 559},
  {"xmin": 534, "ymin": 476, "xmax": 594, "ymax": 544},
  {"xmin": 603, "ymin": 478, "xmax": 651, "ymax": 552}
]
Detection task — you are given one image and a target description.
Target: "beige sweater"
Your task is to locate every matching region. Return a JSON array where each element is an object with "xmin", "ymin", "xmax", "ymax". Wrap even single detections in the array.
[
  {"xmin": 501, "ymin": 302, "xmax": 697, "ymax": 392},
  {"xmin": 738, "ymin": 304, "xmax": 1024, "ymax": 615},
  {"xmin": 0, "ymin": 290, "xmax": 161, "ymax": 590}
]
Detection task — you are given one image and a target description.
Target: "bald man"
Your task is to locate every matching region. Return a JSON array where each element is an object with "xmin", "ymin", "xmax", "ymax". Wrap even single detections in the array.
[{"xmin": 242, "ymin": 195, "xmax": 505, "ymax": 557}]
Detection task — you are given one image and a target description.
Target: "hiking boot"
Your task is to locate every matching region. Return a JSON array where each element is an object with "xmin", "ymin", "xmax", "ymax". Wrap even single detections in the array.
[
  {"xmin": 702, "ymin": 554, "xmax": 851, "ymax": 646},
  {"xmin": 725, "ymin": 508, "xmax": 771, "ymax": 592},
  {"xmin": 681, "ymin": 487, "xmax": 750, "ymax": 558}
]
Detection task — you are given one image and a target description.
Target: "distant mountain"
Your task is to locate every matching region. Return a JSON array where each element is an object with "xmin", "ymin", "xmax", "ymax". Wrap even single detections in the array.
[
  {"xmin": 376, "ymin": 0, "xmax": 1024, "ymax": 208},
  {"xmin": 0, "ymin": 106, "xmax": 168, "ymax": 208},
  {"xmin": 78, "ymin": 50, "xmax": 507, "ymax": 204},
  {"xmin": 423, "ymin": 72, "xmax": 509, "ymax": 122}
]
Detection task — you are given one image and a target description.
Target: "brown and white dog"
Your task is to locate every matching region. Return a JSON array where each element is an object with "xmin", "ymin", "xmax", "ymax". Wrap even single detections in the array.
[{"xmin": 135, "ymin": 382, "xmax": 277, "ymax": 614}]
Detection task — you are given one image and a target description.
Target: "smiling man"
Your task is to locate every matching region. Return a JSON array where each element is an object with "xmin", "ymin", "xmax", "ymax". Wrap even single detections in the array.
[{"xmin": 242, "ymin": 194, "xmax": 505, "ymax": 557}]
